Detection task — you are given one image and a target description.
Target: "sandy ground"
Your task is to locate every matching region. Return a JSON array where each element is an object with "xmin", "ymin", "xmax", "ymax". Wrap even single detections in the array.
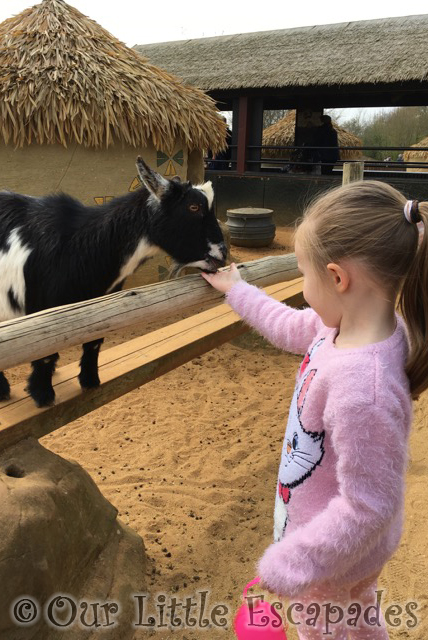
[{"xmin": 6, "ymin": 227, "xmax": 427, "ymax": 639}]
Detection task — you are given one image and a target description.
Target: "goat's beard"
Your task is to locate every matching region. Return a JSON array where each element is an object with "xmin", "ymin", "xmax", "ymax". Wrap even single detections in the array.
[
  {"xmin": 167, "ymin": 262, "xmax": 218, "ymax": 279},
  {"xmin": 168, "ymin": 262, "xmax": 184, "ymax": 279}
]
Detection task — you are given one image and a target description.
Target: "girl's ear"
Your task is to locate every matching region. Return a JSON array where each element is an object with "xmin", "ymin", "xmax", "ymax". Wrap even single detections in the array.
[{"xmin": 326, "ymin": 262, "xmax": 350, "ymax": 293}]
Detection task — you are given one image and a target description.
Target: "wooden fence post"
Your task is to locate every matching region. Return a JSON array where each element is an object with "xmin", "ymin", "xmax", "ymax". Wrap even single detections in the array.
[{"xmin": 342, "ymin": 162, "xmax": 364, "ymax": 185}]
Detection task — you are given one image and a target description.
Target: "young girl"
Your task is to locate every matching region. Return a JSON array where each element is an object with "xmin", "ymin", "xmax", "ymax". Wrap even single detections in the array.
[{"xmin": 202, "ymin": 180, "xmax": 428, "ymax": 639}]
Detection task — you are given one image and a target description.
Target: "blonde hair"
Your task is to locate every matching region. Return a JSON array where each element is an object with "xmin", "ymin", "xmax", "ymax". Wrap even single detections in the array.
[{"xmin": 295, "ymin": 180, "xmax": 428, "ymax": 400}]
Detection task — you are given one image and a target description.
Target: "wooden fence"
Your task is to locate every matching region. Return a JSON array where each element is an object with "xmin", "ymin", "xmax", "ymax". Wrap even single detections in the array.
[{"xmin": 0, "ymin": 255, "xmax": 302, "ymax": 451}]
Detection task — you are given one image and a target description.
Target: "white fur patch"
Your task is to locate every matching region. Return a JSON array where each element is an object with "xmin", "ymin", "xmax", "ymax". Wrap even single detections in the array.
[
  {"xmin": 0, "ymin": 229, "xmax": 32, "ymax": 321},
  {"xmin": 184, "ymin": 259, "xmax": 212, "ymax": 271},
  {"xmin": 208, "ymin": 242, "xmax": 224, "ymax": 261},
  {"xmin": 147, "ymin": 194, "xmax": 161, "ymax": 210},
  {"xmin": 183, "ymin": 242, "xmax": 225, "ymax": 272},
  {"xmin": 195, "ymin": 181, "xmax": 214, "ymax": 209},
  {"xmin": 107, "ymin": 238, "xmax": 159, "ymax": 292}
]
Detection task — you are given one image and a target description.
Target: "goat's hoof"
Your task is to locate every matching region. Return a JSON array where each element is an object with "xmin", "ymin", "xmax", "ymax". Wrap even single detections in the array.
[
  {"xmin": 29, "ymin": 387, "xmax": 56, "ymax": 408},
  {"xmin": 0, "ymin": 377, "xmax": 10, "ymax": 401},
  {"xmin": 35, "ymin": 398, "xmax": 55, "ymax": 408},
  {"xmin": 0, "ymin": 390, "xmax": 10, "ymax": 402},
  {"xmin": 78, "ymin": 373, "xmax": 100, "ymax": 390}
]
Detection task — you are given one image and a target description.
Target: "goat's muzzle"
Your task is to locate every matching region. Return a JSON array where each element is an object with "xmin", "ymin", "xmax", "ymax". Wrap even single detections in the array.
[
  {"xmin": 204, "ymin": 255, "xmax": 226, "ymax": 273},
  {"xmin": 204, "ymin": 242, "xmax": 227, "ymax": 272}
]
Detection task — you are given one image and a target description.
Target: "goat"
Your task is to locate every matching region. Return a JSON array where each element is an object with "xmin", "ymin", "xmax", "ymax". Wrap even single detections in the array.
[{"xmin": 0, "ymin": 157, "xmax": 226, "ymax": 407}]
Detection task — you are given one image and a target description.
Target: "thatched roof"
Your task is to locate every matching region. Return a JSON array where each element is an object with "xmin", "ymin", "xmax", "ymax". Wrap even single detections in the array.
[
  {"xmin": 263, "ymin": 112, "xmax": 362, "ymax": 160},
  {"xmin": 0, "ymin": 0, "xmax": 226, "ymax": 151},
  {"xmin": 403, "ymin": 136, "xmax": 428, "ymax": 162},
  {"xmin": 134, "ymin": 15, "xmax": 428, "ymax": 91}
]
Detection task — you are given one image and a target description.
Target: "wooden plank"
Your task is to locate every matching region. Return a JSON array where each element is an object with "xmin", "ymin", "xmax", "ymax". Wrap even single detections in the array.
[
  {"xmin": 0, "ymin": 279, "xmax": 303, "ymax": 451},
  {"xmin": 342, "ymin": 161, "xmax": 364, "ymax": 184},
  {"xmin": 0, "ymin": 254, "xmax": 299, "ymax": 371}
]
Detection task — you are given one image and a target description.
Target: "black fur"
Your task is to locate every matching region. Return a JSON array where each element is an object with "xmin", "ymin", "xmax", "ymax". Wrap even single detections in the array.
[
  {"xmin": 0, "ymin": 167, "xmax": 226, "ymax": 407},
  {"xmin": 0, "ymin": 372, "xmax": 10, "ymax": 402},
  {"xmin": 8, "ymin": 289, "xmax": 21, "ymax": 314}
]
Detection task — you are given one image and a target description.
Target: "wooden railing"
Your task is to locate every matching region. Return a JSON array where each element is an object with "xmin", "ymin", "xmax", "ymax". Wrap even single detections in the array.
[{"xmin": 0, "ymin": 255, "xmax": 302, "ymax": 451}]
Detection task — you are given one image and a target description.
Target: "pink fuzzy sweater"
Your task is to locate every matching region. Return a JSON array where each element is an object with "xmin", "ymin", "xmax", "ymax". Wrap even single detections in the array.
[{"xmin": 226, "ymin": 280, "xmax": 412, "ymax": 598}]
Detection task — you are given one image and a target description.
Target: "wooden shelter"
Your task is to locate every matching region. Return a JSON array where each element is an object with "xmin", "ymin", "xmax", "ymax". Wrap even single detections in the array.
[
  {"xmin": 404, "ymin": 136, "xmax": 428, "ymax": 173},
  {"xmin": 0, "ymin": 0, "xmax": 226, "ymax": 202},
  {"xmin": 135, "ymin": 15, "xmax": 428, "ymax": 221},
  {"xmin": 263, "ymin": 111, "xmax": 363, "ymax": 161},
  {"xmin": 135, "ymin": 15, "xmax": 428, "ymax": 174}
]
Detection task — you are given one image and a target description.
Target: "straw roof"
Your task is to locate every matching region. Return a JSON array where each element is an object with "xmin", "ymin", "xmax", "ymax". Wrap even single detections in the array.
[
  {"xmin": 134, "ymin": 15, "xmax": 428, "ymax": 91},
  {"xmin": 263, "ymin": 112, "xmax": 362, "ymax": 160},
  {"xmin": 403, "ymin": 136, "xmax": 428, "ymax": 162},
  {"xmin": 0, "ymin": 0, "xmax": 226, "ymax": 151}
]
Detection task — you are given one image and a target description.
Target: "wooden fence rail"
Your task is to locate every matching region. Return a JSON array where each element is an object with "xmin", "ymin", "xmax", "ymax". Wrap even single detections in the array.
[
  {"xmin": 0, "ymin": 254, "xmax": 299, "ymax": 371},
  {"xmin": 0, "ymin": 278, "xmax": 303, "ymax": 451}
]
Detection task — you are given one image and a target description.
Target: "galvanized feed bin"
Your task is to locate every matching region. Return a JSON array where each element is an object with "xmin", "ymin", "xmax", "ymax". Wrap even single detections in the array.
[{"xmin": 226, "ymin": 207, "xmax": 276, "ymax": 247}]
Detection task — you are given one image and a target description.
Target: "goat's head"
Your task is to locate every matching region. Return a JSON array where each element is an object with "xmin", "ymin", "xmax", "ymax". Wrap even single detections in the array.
[{"xmin": 136, "ymin": 157, "xmax": 227, "ymax": 274}]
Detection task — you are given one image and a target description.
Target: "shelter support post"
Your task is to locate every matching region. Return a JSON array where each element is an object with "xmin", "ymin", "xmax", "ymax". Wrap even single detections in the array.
[
  {"xmin": 231, "ymin": 98, "xmax": 240, "ymax": 170},
  {"xmin": 248, "ymin": 97, "xmax": 264, "ymax": 173},
  {"xmin": 236, "ymin": 96, "xmax": 264, "ymax": 174},
  {"xmin": 237, "ymin": 96, "xmax": 249, "ymax": 173}
]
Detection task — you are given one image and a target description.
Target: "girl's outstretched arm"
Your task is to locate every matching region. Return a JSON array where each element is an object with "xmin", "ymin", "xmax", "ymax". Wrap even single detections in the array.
[
  {"xmin": 257, "ymin": 377, "xmax": 407, "ymax": 597},
  {"xmin": 202, "ymin": 264, "xmax": 322, "ymax": 355}
]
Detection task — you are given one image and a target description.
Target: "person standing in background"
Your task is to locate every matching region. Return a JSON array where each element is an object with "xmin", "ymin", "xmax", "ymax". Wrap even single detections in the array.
[{"xmin": 315, "ymin": 115, "xmax": 339, "ymax": 175}]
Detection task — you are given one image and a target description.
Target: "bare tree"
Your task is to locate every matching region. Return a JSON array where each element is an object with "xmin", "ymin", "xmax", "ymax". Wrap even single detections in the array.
[{"xmin": 263, "ymin": 109, "xmax": 288, "ymax": 128}]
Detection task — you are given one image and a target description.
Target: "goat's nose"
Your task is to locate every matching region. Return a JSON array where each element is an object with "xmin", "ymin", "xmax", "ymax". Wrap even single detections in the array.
[
  {"xmin": 208, "ymin": 255, "xmax": 226, "ymax": 269},
  {"xmin": 208, "ymin": 242, "xmax": 227, "ymax": 267}
]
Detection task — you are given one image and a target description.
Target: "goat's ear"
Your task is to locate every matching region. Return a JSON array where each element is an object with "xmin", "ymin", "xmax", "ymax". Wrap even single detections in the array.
[
  {"xmin": 171, "ymin": 176, "xmax": 181, "ymax": 183},
  {"xmin": 136, "ymin": 156, "xmax": 169, "ymax": 200}
]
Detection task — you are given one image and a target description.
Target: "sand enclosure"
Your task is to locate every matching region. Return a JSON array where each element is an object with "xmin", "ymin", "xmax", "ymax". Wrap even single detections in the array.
[{"xmin": 7, "ymin": 227, "xmax": 426, "ymax": 639}]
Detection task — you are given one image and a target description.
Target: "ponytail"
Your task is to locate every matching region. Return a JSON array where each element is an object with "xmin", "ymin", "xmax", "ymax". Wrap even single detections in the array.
[{"xmin": 399, "ymin": 203, "xmax": 428, "ymax": 400}]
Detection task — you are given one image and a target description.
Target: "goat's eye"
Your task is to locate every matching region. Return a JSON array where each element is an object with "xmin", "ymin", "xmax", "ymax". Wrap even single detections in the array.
[{"xmin": 189, "ymin": 204, "xmax": 200, "ymax": 213}]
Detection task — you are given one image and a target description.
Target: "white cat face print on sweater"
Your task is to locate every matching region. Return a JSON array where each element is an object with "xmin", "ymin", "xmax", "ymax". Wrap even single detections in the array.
[{"xmin": 274, "ymin": 339, "xmax": 326, "ymax": 542}]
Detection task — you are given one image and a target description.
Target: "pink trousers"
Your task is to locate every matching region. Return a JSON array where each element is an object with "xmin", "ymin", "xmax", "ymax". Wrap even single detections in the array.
[{"xmin": 290, "ymin": 573, "xmax": 390, "ymax": 640}]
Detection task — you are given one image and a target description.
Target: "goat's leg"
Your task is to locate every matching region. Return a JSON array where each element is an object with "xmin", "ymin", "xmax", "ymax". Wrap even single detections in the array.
[
  {"xmin": 79, "ymin": 339, "xmax": 104, "ymax": 390},
  {"xmin": 27, "ymin": 353, "xmax": 59, "ymax": 407},
  {"xmin": 0, "ymin": 372, "xmax": 10, "ymax": 401}
]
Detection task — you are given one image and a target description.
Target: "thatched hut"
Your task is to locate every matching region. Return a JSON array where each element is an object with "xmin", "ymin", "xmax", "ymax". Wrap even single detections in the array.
[
  {"xmin": 263, "ymin": 111, "xmax": 362, "ymax": 161},
  {"xmin": 403, "ymin": 136, "xmax": 428, "ymax": 173},
  {"xmin": 0, "ymin": 0, "xmax": 226, "ymax": 202}
]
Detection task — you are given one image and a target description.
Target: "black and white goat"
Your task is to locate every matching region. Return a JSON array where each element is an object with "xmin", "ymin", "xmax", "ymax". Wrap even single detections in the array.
[{"xmin": 0, "ymin": 157, "xmax": 226, "ymax": 407}]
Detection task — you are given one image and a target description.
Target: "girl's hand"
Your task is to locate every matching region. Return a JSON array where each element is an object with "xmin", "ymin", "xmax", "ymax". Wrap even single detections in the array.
[{"xmin": 201, "ymin": 262, "xmax": 242, "ymax": 294}]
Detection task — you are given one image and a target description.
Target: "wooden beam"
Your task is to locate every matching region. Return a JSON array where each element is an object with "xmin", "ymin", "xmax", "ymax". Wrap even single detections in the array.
[
  {"xmin": 0, "ymin": 255, "xmax": 299, "ymax": 371},
  {"xmin": 248, "ymin": 97, "xmax": 264, "ymax": 173},
  {"xmin": 231, "ymin": 97, "xmax": 240, "ymax": 169},
  {"xmin": 236, "ymin": 96, "xmax": 249, "ymax": 174},
  {"xmin": 342, "ymin": 162, "xmax": 364, "ymax": 184},
  {"xmin": 0, "ymin": 280, "xmax": 304, "ymax": 451}
]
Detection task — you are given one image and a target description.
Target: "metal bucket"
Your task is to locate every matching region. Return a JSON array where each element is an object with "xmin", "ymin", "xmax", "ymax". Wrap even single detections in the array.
[{"xmin": 226, "ymin": 208, "xmax": 275, "ymax": 247}]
